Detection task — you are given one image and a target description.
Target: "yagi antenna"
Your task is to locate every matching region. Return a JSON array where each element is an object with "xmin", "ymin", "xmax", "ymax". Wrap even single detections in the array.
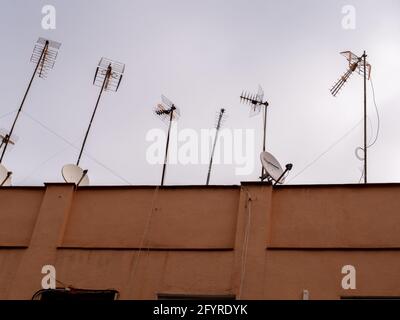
[
  {"xmin": 154, "ymin": 95, "xmax": 181, "ymax": 186},
  {"xmin": 240, "ymin": 85, "xmax": 270, "ymax": 180},
  {"xmin": 30, "ymin": 38, "xmax": 61, "ymax": 79},
  {"xmin": 240, "ymin": 85, "xmax": 269, "ymax": 114},
  {"xmin": 206, "ymin": 108, "xmax": 227, "ymax": 185},
  {"xmin": 61, "ymin": 57, "xmax": 125, "ymax": 186},
  {"xmin": 330, "ymin": 51, "xmax": 371, "ymax": 97},
  {"xmin": 330, "ymin": 51, "xmax": 371, "ymax": 184},
  {"xmin": 0, "ymin": 37, "xmax": 61, "ymax": 187}
]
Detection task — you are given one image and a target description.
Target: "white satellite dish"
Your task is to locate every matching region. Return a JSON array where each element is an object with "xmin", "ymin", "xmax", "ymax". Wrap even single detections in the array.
[
  {"xmin": 61, "ymin": 164, "xmax": 89, "ymax": 186},
  {"xmin": 260, "ymin": 152, "xmax": 285, "ymax": 183},
  {"xmin": 0, "ymin": 164, "xmax": 12, "ymax": 187}
]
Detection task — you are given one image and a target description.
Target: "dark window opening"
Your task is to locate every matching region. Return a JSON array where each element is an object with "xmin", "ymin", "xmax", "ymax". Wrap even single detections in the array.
[{"xmin": 32, "ymin": 288, "xmax": 119, "ymax": 301}]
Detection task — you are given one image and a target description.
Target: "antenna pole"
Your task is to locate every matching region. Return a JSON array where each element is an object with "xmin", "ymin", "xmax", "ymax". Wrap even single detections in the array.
[
  {"xmin": 363, "ymin": 50, "xmax": 367, "ymax": 184},
  {"xmin": 77, "ymin": 64, "xmax": 111, "ymax": 166},
  {"xmin": 161, "ymin": 107, "xmax": 175, "ymax": 186},
  {"xmin": 206, "ymin": 109, "xmax": 225, "ymax": 185},
  {"xmin": 0, "ymin": 41, "xmax": 49, "ymax": 164},
  {"xmin": 261, "ymin": 104, "xmax": 268, "ymax": 180}
]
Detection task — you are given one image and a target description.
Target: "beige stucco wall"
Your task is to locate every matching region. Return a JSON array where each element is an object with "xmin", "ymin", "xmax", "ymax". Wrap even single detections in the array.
[{"xmin": 0, "ymin": 182, "xmax": 399, "ymax": 300}]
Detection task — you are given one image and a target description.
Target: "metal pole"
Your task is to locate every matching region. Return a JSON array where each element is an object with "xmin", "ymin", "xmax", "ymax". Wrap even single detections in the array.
[
  {"xmin": 76, "ymin": 65, "xmax": 111, "ymax": 166},
  {"xmin": 161, "ymin": 107, "xmax": 175, "ymax": 186},
  {"xmin": 206, "ymin": 109, "xmax": 224, "ymax": 185},
  {"xmin": 261, "ymin": 104, "xmax": 268, "ymax": 180},
  {"xmin": 363, "ymin": 51, "xmax": 367, "ymax": 184},
  {"xmin": 0, "ymin": 41, "xmax": 49, "ymax": 163}
]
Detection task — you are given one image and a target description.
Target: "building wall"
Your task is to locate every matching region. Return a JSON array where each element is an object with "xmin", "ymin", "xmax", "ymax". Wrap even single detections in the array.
[{"xmin": 0, "ymin": 183, "xmax": 399, "ymax": 300}]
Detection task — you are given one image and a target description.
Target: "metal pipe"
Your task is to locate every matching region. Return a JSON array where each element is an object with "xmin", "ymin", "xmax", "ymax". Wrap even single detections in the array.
[
  {"xmin": 261, "ymin": 104, "xmax": 268, "ymax": 180},
  {"xmin": 363, "ymin": 51, "xmax": 367, "ymax": 184},
  {"xmin": 161, "ymin": 107, "xmax": 175, "ymax": 186},
  {"xmin": 206, "ymin": 109, "xmax": 225, "ymax": 185}
]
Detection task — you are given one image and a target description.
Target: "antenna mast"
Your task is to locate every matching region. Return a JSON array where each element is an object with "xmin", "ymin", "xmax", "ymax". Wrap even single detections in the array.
[
  {"xmin": 154, "ymin": 95, "xmax": 181, "ymax": 186},
  {"xmin": 206, "ymin": 108, "xmax": 227, "ymax": 185},
  {"xmin": 77, "ymin": 58, "xmax": 125, "ymax": 166},
  {"xmin": 363, "ymin": 51, "xmax": 367, "ymax": 184},
  {"xmin": 61, "ymin": 57, "xmax": 124, "ymax": 187},
  {"xmin": 0, "ymin": 38, "xmax": 61, "ymax": 164},
  {"xmin": 0, "ymin": 37, "xmax": 60, "ymax": 187},
  {"xmin": 330, "ymin": 50, "xmax": 371, "ymax": 184},
  {"xmin": 240, "ymin": 85, "xmax": 269, "ymax": 180}
]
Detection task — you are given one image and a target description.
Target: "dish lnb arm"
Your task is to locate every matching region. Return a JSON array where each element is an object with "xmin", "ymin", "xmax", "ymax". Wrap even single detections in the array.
[{"xmin": 274, "ymin": 163, "xmax": 293, "ymax": 186}]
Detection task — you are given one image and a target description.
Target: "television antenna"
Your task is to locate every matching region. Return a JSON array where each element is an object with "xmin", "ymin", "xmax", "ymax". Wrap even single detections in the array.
[
  {"xmin": 330, "ymin": 51, "xmax": 371, "ymax": 183},
  {"xmin": 206, "ymin": 108, "xmax": 227, "ymax": 185},
  {"xmin": 240, "ymin": 85, "xmax": 270, "ymax": 180},
  {"xmin": 260, "ymin": 152, "xmax": 293, "ymax": 185},
  {"xmin": 154, "ymin": 95, "xmax": 181, "ymax": 186},
  {"xmin": 0, "ymin": 37, "xmax": 61, "ymax": 187},
  {"xmin": 61, "ymin": 57, "xmax": 125, "ymax": 186}
]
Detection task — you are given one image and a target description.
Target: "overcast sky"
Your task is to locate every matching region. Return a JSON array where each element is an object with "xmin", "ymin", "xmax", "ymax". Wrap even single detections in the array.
[{"xmin": 0, "ymin": 0, "xmax": 399, "ymax": 186}]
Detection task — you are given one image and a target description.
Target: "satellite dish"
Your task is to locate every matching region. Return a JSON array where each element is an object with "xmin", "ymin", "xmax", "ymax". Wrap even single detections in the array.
[
  {"xmin": 61, "ymin": 164, "xmax": 89, "ymax": 186},
  {"xmin": 260, "ymin": 152, "xmax": 285, "ymax": 183},
  {"xmin": 0, "ymin": 164, "xmax": 12, "ymax": 187}
]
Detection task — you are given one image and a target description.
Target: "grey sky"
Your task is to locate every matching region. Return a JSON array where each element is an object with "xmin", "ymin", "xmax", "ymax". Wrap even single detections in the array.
[{"xmin": 0, "ymin": 0, "xmax": 399, "ymax": 186}]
